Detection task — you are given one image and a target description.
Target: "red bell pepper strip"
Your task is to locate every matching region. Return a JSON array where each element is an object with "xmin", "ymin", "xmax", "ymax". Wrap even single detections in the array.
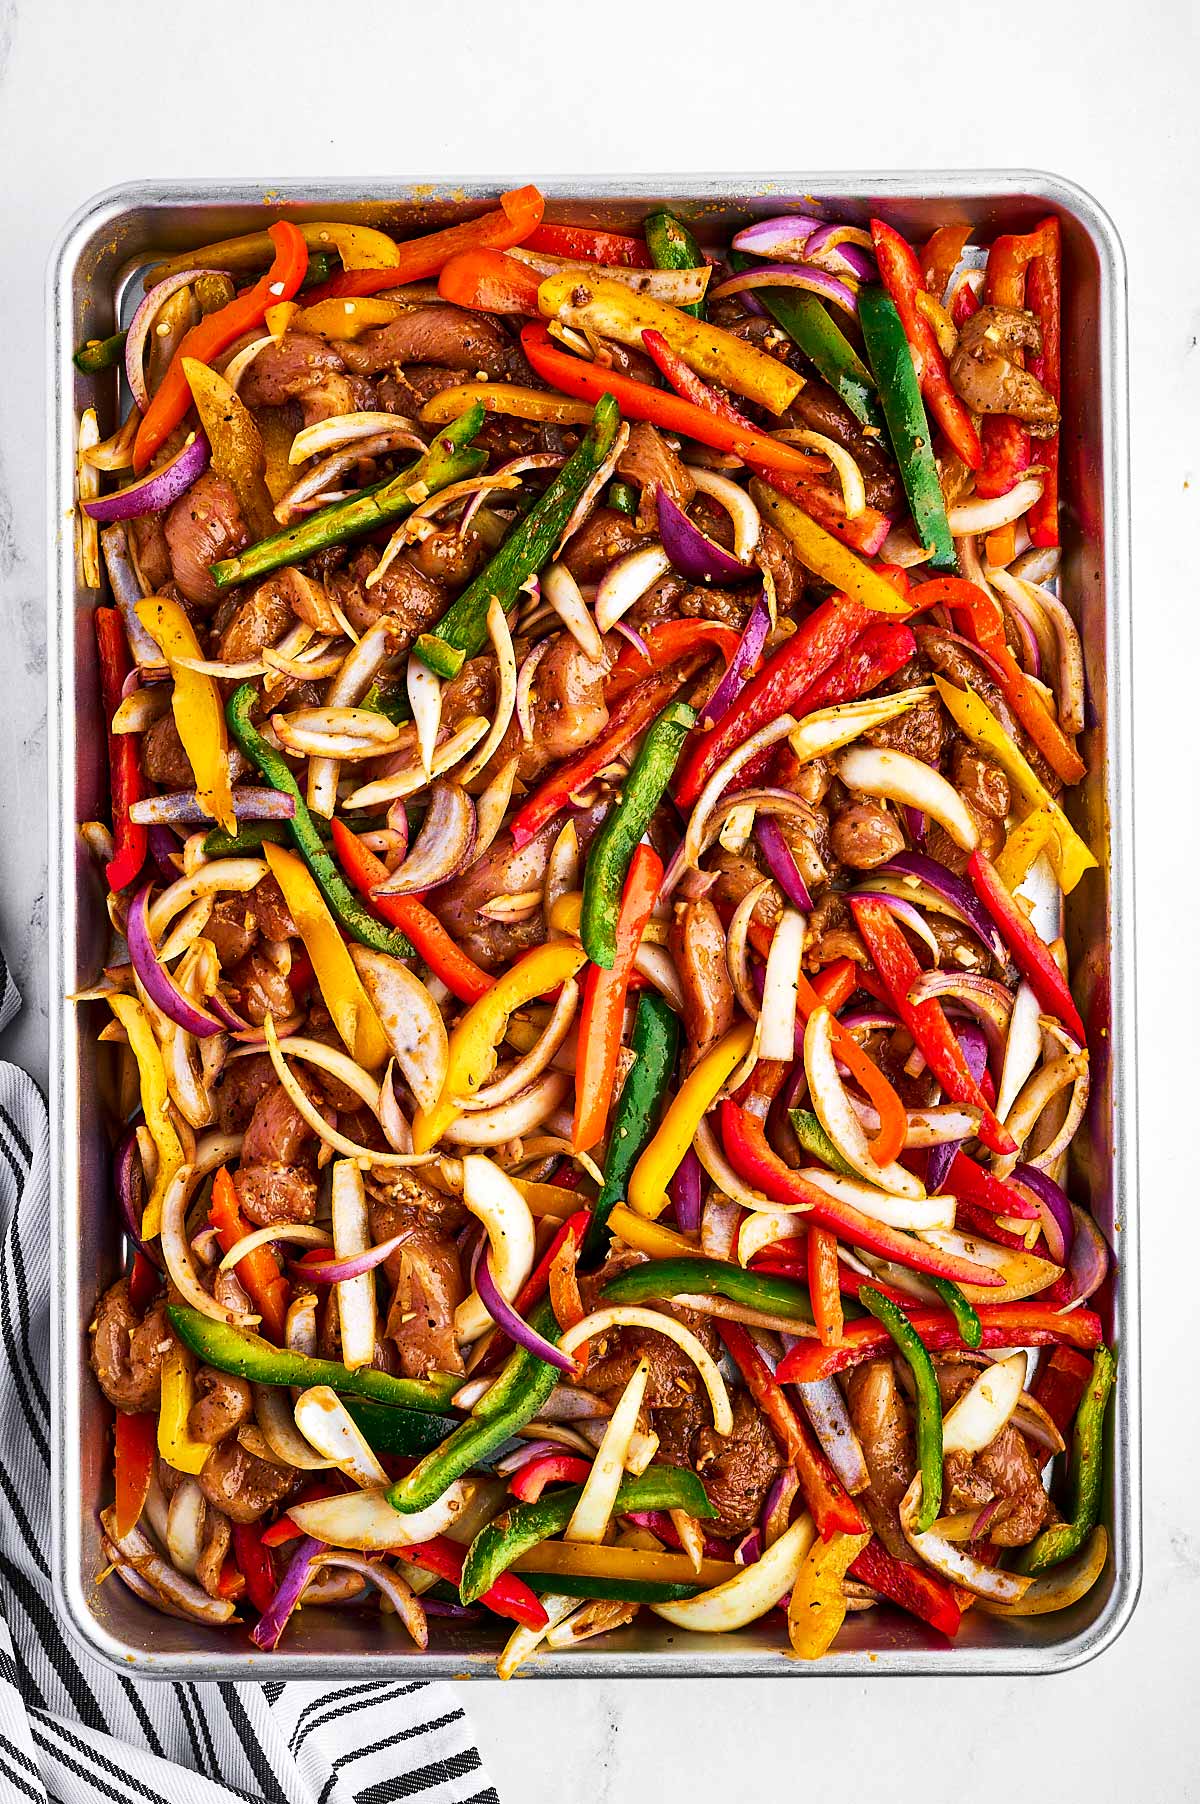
[
  {"xmin": 231, "ymin": 1521, "xmax": 277, "ymax": 1614},
  {"xmin": 716, "ymin": 1322, "xmax": 864, "ymax": 1539},
  {"xmin": 807, "ymin": 1226, "xmax": 844, "ymax": 1348},
  {"xmin": 1025, "ymin": 219, "xmax": 1062, "ymax": 547},
  {"xmin": 520, "ymin": 321, "xmax": 815, "ymax": 477},
  {"xmin": 1033, "ymin": 1344, "xmax": 1094, "ymax": 1458},
  {"xmin": 209, "ymin": 1167, "xmax": 290, "ymax": 1343},
  {"xmin": 260, "ymin": 1480, "xmax": 344, "ymax": 1547},
  {"xmin": 849, "ymin": 897, "xmax": 1016, "ymax": 1156},
  {"xmin": 133, "ymin": 221, "xmax": 308, "ymax": 472},
  {"xmin": 510, "ymin": 665, "xmax": 694, "ymax": 850},
  {"xmin": 605, "ymin": 618, "xmax": 741, "ymax": 702},
  {"xmin": 849, "ymin": 1537, "xmax": 963, "ymax": 1638},
  {"xmin": 438, "ymin": 249, "xmax": 542, "ymax": 315},
  {"xmin": 947, "ymin": 1149, "xmax": 1039, "ymax": 1221},
  {"xmin": 526, "ymin": 222, "xmax": 653, "ymax": 267},
  {"xmin": 95, "ymin": 608, "xmax": 148, "ymax": 893},
  {"xmin": 777, "ymin": 1301, "xmax": 1103, "ymax": 1384},
  {"xmin": 954, "ymin": 1201, "xmax": 1032, "ymax": 1253},
  {"xmin": 473, "ymin": 1210, "xmax": 590, "ymax": 1377},
  {"xmin": 639, "ymin": 327, "xmax": 768, "ymax": 433},
  {"xmin": 870, "ymin": 219, "xmax": 981, "ymax": 471},
  {"xmin": 749, "ymin": 464, "xmax": 892, "ymax": 557},
  {"xmin": 950, "ymin": 276, "xmax": 981, "ymax": 329},
  {"xmin": 127, "ymin": 1247, "xmax": 160, "ymax": 1313},
  {"xmin": 508, "ymin": 1453, "xmax": 594, "ymax": 1504},
  {"xmin": 574, "ymin": 843, "xmax": 662, "ymax": 1151},
  {"xmin": 216, "ymin": 1561, "xmax": 247, "ymax": 1601},
  {"xmin": 911, "ymin": 576, "xmax": 1085, "ymax": 786},
  {"xmin": 967, "ymin": 847, "xmax": 1086, "ymax": 1042},
  {"xmin": 720, "ymin": 1101, "xmax": 1002, "ymax": 1288},
  {"xmin": 400, "ymin": 1535, "xmax": 547, "ymax": 1630},
  {"xmin": 329, "ymin": 818, "xmax": 492, "ymax": 1003},
  {"xmin": 113, "ymin": 1410, "xmax": 157, "ymax": 1540},
  {"xmin": 310, "ymin": 186, "xmax": 545, "ymax": 301},
  {"xmin": 920, "ymin": 225, "xmax": 972, "ymax": 302},
  {"xmin": 976, "ymin": 224, "xmax": 1051, "ymax": 498},
  {"xmin": 673, "ymin": 594, "xmax": 873, "ymax": 808}
]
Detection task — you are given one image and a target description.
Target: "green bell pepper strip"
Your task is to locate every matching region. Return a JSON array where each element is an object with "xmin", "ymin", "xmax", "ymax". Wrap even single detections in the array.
[
  {"xmin": 167, "ymin": 1305, "xmax": 460, "ymax": 1412},
  {"xmin": 202, "ymin": 821, "xmax": 291, "ymax": 855},
  {"xmin": 789, "ymin": 1108, "xmax": 858, "ymax": 1179},
  {"xmin": 74, "ymin": 330, "xmax": 127, "ymax": 376},
  {"xmin": 731, "ymin": 250, "xmax": 881, "ymax": 430},
  {"xmin": 601, "ymin": 1256, "xmax": 823, "ymax": 1326},
  {"xmin": 927, "ymin": 1276, "xmax": 983, "ymax": 1349},
  {"xmin": 607, "ymin": 478, "xmax": 639, "ymax": 516},
  {"xmin": 210, "ymin": 405, "xmax": 486, "ymax": 589},
  {"xmin": 580, "ymin": 698, "xmax": 696, "ymax": 968},
  {"xmin": 460, "ymin": 1465, "xmax": 713, "ymax": 1602},
  {"xmin": 226, "ymin": 683, "xmax": 416, "ymax": 958},
  {"xmin": 1017, "ymin": 1346, "xmax": 1116, "ymax": 1575},
  {"xmin": 414, "ymin": 393, "xmax": 621, "ymax": 679},
  {"xmin": 644, "ymin": 211, "xmax": 707, "ymax": 318},
  {"xmin": 857, "ymin": 286, "xmax": 956, "ymax": 572},
  {"xmin": 520, "ymin": 1572, "xmax": 703, "ymax": 1603},
  {"xmin": 387, "ymin": 1299, "xmax": 564, "ymax": 1514},
  {"xmin": 858, "ymin": 1285, "xmax": 943, "ymax": 1530},
  {"xmin": 341, "ymin": 1399, "xmax": 460, "ymax": 1457},
  {"xmin": 584, "ymin": 989, "xmax": 680, "ymax": 1264}
]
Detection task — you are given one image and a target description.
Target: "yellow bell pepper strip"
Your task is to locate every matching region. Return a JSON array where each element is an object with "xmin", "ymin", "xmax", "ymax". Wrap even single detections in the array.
[
  {"xmin": 157, "ymin": 1341, "xmax": 212, "ymax": 1475},
  {"xmin": 932, "ymin": 676, "xmax": 1097, "ymax": 894},
  {"xmin": 107, "ymin": 993, "xmax": 183, "ymax": 1239},
  {"xmin": 536, "ymin": 272, "xmax": 803, "ymax": 416},
  {"xmin": 510, "ymin": 1542, "xmax": 739, "ymax": 1589},
  {"xmin": 787, "ymin": 1529, "xmax": 872, "ymax": 1659},
  {"xmin": 412, "ymin": 941, "xmax": 588, "ymax": 1152},
  {"xmin": 262, "ymin": 842, "xmax": 390, "ymax": 1070},
  {"xmin": 293, "ymin": 297, "xmax": 408, "ymax": 339},
  {"xmin": 135, "ymin": 597, "xmax": 236, "ymax": 835},
  {"xmin": 749, "ymin": 480, "xmax": 913, "ymax": 616},
  {"xmin": 995, "ymin": 805, "xmax": 1056, "ymax": 889},
  {"xmin": 181, "ymin": 357, "xmax": 276, "ymax": 539},
  {"xmin": 605, "ymin": 1205, "xmax": 700, "ymax": 1261},
  {"xmin": 420, "ymin": 382, "xmax": 597, "ymax": 428},
  {"xmin": 628, "ymin": 1021, "xmax": 753, "ymax": 1220}
]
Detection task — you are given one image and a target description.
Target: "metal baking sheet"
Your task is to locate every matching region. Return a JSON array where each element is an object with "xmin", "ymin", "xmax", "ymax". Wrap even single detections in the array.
[{"xmin": 48, "ymin": 173, "xmax": 1139, "ymax": 1678}]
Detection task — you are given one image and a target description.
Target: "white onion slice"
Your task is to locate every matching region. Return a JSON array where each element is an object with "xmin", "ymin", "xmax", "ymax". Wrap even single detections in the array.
[
  {"xmin": 148, "ymin": 859, "xmax": 268, "ymax": 938},
  {"xmin": 543, "ymin": 561, "xmax": 607, "ymax": 658},
  {"xmin": 330, "ymin": 1161, "xmax": 377, "ymax": 1371},
  {"xmin": 801, "ymin": 1166, "xmax": 953, "ymax": 1232},
  {"xmin": 772, "ymin": 429, "xmax": 865, "ymax": 519},
  {"xmin": 349, "ymin": 948, "xmax": 449, "ymax": 1115},
  {"xmin": 593, "ymin": 544, "xmax": 671, "ymax": 633},
  {"xmin": 837, "ymin": 745, "xmax": 979, "ymax": 851},
  {"xmin": 289, "ymin": 412, "xmax": 427, "ymax": 465},
  {"xmin": 759, "ymin": 908, "xmax": 805, "ymax": 1061},
  {"xmin": 559, "ymin": 1306, "xmax": 732, "ymax": 1437},
  {"xmin": 342, "ymin": 716, "xmax": 489, "ymax": 810},
  {"xmin": 947, "ymin": 477, "xmax": 1045, "ymax": 536},
  {"xmin": 804, "ymin": 1007, "xmax": 924, "ymax": 1199},
  {"xmin": 161, "ymin": 1164, "xmax": 259, "ymax": 1328},
  {"xmin": 254, "ymin": 1384, "xmax": 335, "ymax": 1470},
  {"xmin": 689, "ymin": 467, "xmax": 762, "ymax": 558},
  {"xmin": 406, "ymin": 656, "xmax": 443, "ymax": 779},
  {"xmin": 288, "ymin": 1482, "xmax": 472, "ymax": 1549},
  {"xmin": 442, "ymin": 1070, "xmax": 572, "ymax": 1146},
  {"xmin": 454, "ymin": 1155, "xmax": 537, "ymax": 1343},
  {"xmin": 165, "ymin": 1477, "xmax": 207, "ymax": 1577},
  {"xmin": 652, "ymin": 1513, "xmax": 817, "ymax": 1632},
  {"xmin": 788, "ymin": 687, "xmax": 933, "ymax": 765},
  {"xmin": 899, "ymin": 1473, "xmax": 1032, "ymax": 1602},
  {"xmin": 293, "ymin": 1385, "xmax": 388, "ymax": 1486},
  {"xmin": 564, "ymin": 1357, "xmax": 649, "ymax": 1544},
  {"xmin": 217, "ymin": 1223, "xmax": 331, "ymax": 1271},
  {"xmin": 942, "ymin": 1352, "xmax": 1028, "ymax": 1456}
]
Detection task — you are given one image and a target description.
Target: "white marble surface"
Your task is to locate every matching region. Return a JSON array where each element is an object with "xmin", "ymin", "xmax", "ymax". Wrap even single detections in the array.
[{"xmin": 3, "ymin": 0, "xmax": 1198, "ymax": 1793}]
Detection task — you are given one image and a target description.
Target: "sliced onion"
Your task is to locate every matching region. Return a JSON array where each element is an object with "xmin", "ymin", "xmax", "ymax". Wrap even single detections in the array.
[
  {"xmin": 908, "ymin": 970, "xmax": 1013, "ymax": 1061},
  {"xmin": 127, "ymin": 885, "xmax": 224, "ymax": 1038},
  {"xmin": 342, "ymin": 715, "xmax": 489, "ymax": 810},
  {"xmin": 554, "ymin": 421, "xmax": 630, "ymax": 558},
  {"xmin": 458, "ymin": 982, "xmax": 578, "ymax": 1112},
  {"xmin": 474, "ymin": 754, "xmax": 520, "ymax": 860},
  {"xmin": 804, "ymin": 1008, "xmax": 925, "ymax": 1199},
  {"xmin": 993, "ymin": 567, "xmax": 1085, "ymax": 735},
  {"xmin": 515, "ymin": 638, "xmax": 550, "ymax": 742},
  {"xmin": 978, "ymin": 1526, "xmax": 1108, "ymax": 1617},
  {"xmin": 254, "ymin": 1384, "xmax": 335, "ymax": 1471},
  {"xmin": 315, "ymin": 1554, "xmax": 428, "ymax": 1645},
  {"xmin": 343, "ymin": 949, "xmax": 447, "ymax": 1115},
  {"xmin": 101, "ymin": 1509, "xmax": 236, "ymax": 1626},
  {"xmin": 296, "ymin": 1231, "xmax": 405, "ymax": 1285},
  {"xmin": 671, "ymin": 1148, "xmax": 703, "ymax": 1234},
  {"xmin": 773, "ymin": 428, "xmax": 865, "ymax": 519},
  {"xmin": 217, "ymin": 1223, "xmax": 331, "ymax": 1271},
  {"xmin": 899, "ymin": 1473, "xmax": 1032, "ymax": 1603},
  {"xmin": 760, "ymin": 908, "xmax": 806, "ymax": 1061},
  {"xmin": 125, "ymin": 270, "xmax": 208, "ymax": 412},
  {"xmin": 876, "ymin": 852, "xmax": 1007, "ymax": 964},
  {"xmin": 294, "ymin": 1385, "xmax": 388, "ymax": 1487},
  {"xmin": 443, "ymin": 1070, "xmax": 571, "ymax": 1146},
  {"xmin": 81, "ymin": 409, "xmax": 140, "ymax": 472},
  {"xmin": 947, "ymin": 477, "xmax": 1044, "ymax": 536},
  {"xmin": 560, "ymin": 1306, "xmax": 733, "ymax": 1436},
  {"xmin": 542, "ymin": 561, "xmax": 606, "ymax": 657},
  {"xmin": 678, "ymin": 714, "xmax": 798, "ymax": 881},
  {"xmin": 709, "ymin": 263, "xmax": 859, "ymax": 316},
  {"xmin": 260, "ymin": 1016, "xmax": 434, "ymax": 1167},
  {"xmin": 161, "ymin": 1164, "xmax": 258, "ymax": 1328},
  {"xmin": 732, "ymin": 215, "xmax": 824, "ymax": 260},
  {"xmin": 689, "ymin": 469, "xmax": 762, "ymax": 560},
  {"xmin": 594, "ymin": 544, "xmax": 672, "ymax": 632},
  {"xmin": 838, "ymin": 746, "xmax": 978, "ymax": 852},
  {"xmin": 701, "ymin": 593, "xmax": 770, "ymax": 727},
  {"xmin": 802, "ymin": 1165, "xmax": 952, "ymax": 1232},
  {"xmin": 652, "ymin": 1513, "xmax": 816, "ymax": 1631},
  {"xmin": 914, "ymin": 1229, "xmax": 1061, "ymax": 1304},
  {"xmin": 290, "ymin": 412, "xmax": 426, "ymax": 465},
  {"xmin": 633, "ymin": 942, "xmax": 685, "ymax": 1010},
  {"xmin": 565, "ymin": 1356, "xmax": 651, "ymax": 1542},
  {"xmin": 289, "ymin": 1482, "xmax": 472, "ymax": 1550},
  {"xmin": 1008, "ymin": 1164, "xmax": 1074, "ymax": 1265},
  {"xmin": 753, "ymin": 813, "xmax": 813, "ymax": 912},
  {"xmin": 456, "ymin": 597, "xmax": 518, "ymax": 784},
  {"xmin": 83, "ymin": 432, "xmax": 210, "ymax": 524},
  {"xmin": 372, "ymin": 782, "xmax": 476, "ymax": 898},
  {"xmin": 148, "ymin": 857, "xmax": 267, "ymax": 938},
  {"xmin": 250, "ymin": 1533, "xmax": 327, "ymax": 1650},
  {"xmin": 475, "ymin": 1248, "xmax": 575, "ymax": 1372},
  {"xmin": 1060, "ymin": 1206, "xmax": 1110, "ymax": 1305},
  {"xmin": 942, "ymin": 1352, "xmax": 1028, "ymax": 1456},
  {"xmin": 852, "ymin": 890, "xmax": 942, "ymax": 966},
  {"xmin": 407, "ymin": 656, "xmax": 443, "ymax": 780},
  {"xmin": 453, "ymin": 1156, "xmax": 537, "ymax": 1344},
  {"xmin": 330, "ymin": 1160, "xmax": 377, "ymax": 1372},
  {"xmin": 657, "ymin": 486, "xmax": 755, "ymax": 585},
  {"xmin": 725, "ymin": 879, "xmax": 771, "ymax": 1019},
  {"xmin": 129, "ymin": 787, "xmax": 295, "ymax": 828},
  {"xmin": 796, "ymin": 1377, "xmax": 870, "ymax": 1495},
  {"xmin": 992, "ymin": 1051, "xmax": 1090, "ymax": 1181}
]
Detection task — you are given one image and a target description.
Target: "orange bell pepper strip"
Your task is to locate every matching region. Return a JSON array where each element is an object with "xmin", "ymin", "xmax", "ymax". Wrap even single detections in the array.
[
  {"xmin": 604, "ymin": 618, "xmax": 740, "ymax": 702},
  {"xmin": 716, "ymin": 1321, "xmax": 864, "ymax": 1539},
  {"xmin": 329, "ymin": 817, "xmax": 492, "ymax": 1004},
  {"xmin": 912, "ymin": 575, "xmax": 1085, "ymax": 786},
  {"xmin": 870, "ymin": 218, "xmax": 982, "ymax": 471},
  {"xmin": 311, "ymin": 186, "xmax": 545, "ymax": 300},
  {"xmin": 920, "ymin": 224, "xmax": 972, "ymax": 301},
  {"xmin": 807, "ymin": 1226, "xmax": 844, "ymax": 1348},
  {"xmin": 526, "ymin": 222, "xmax": 653, "ymax": 267},
  {"xmin": 209, "ymin": 1167, "xmax": 290, "ymax": 1344},
  {"xmin": 438, "ymin": 249, "xmax": 542, "ymax": 315},
  {"xmin": 133, "ymin": 221, "xmax": 308, "ymax": 472},
  {"xmin": 1025, "ymin": 218, "xmax": 1062, "ymax": 546},
  {"xmin": 519, "ymin": 320, "xmax": 818, "ymax": 477},
  {"xmin": 113, "ymin": 1410, "xmax": 158, "ymax": 1539},
  {"xmin": 573, "ymin": 842, "xmax": 663, "ymax": 1152}
]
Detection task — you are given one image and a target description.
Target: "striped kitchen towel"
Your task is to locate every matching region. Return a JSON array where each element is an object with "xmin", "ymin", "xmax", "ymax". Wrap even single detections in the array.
[{"xmin": 0, "ymin": 967, "xmax": 497, "ymax": 1804}]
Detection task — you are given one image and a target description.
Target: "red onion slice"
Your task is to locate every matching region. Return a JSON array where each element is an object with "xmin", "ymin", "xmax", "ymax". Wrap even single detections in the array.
[
  {"xmin": 1062, "ymin": 1207, "xmax": 1110, "ymax": 1304},
  {"xmin": 129, "ymin": 787, "xmax": 297, "ymax": 827},
  {"xmin": 1012, "ymin": 1164, "xmax": 1075, "ymax": 1267},
  {"xmin": 709, "ymin": 264, "xmax": 859, "ymax": 317},
  {"xmin": 670, "ymin": 1148, "xmax": 703, "ymax": 1235},
  {"xmin": 795, "ymin": 1374, "xmax": 871, "ymax": 1496},
  {"xmin": 294, "ymin": 1232, "xmax": 406, "ymax": 1284},
  {"xmin": 731, "ymin": 216, "xmax": 825, "ymax": 261},
  {"xmin": 700, "ymin": 593, "xmax": 769, "ymax": 728},
  {"xmin": 114, "ymin": 1126, "xmax": 163, "ymax": 1265},
  {"xmin": 925, "ymin": 1021, "xmax": 989, "ymax": 1192},
  {"xmin": 755, "ymin": 814, "xmax": 813, "ymax": 911},
  {"xmin": 476, "ymin": 1249, "xmax": 575, "ymax": 1372},
  {"xmin": 126, "ymin": 884, "xmax": 225, "ymax": 1038},
  {"xmin": 125, "ymin": 269, "xmax": 211, "ymax": 413},
  {"xmin": 372, "ymin": 781, "xmax": 476, "ymax": 898},
  {"xmin": 877, "ymin": 852, "xmax": 1008, "ymax": 965},
  {"xmin": 250, "ymin": 1534, "xmax": 327, "ymax": 1651},
  {"xmin": 83, "ymin": 432, "xmax": 210, "ymax": 524},
  {"xmin": 657, "ymin": 487, "xmax": 756, "ymax": 587}
]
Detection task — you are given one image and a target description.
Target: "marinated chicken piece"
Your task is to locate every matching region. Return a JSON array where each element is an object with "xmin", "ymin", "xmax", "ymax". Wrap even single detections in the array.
[
  {"xmin": 846, "ymin": 1358, "xmax": 916, "ymax": 1558},
  {"xmin": 626, "ymin": 572, "xmax": 689, "ymax": 631},
  {"xmin": 214, "ymin": 1051, "xmax": 275, "ymax": 1133},
  {"xmin": 141, "ymin": 713, "xmax": 195, "ymax": 789},
  {"xmin": 329, "ymin": 543, "xmax": 446, "ymax": 640},
  {"xmin": 617, "ymin": 421, "xmax": 695, "ymax": 527},
  {"xmin": 89, "ymin": 1280, "xmax": 171, "ymax": 1414},
  {"xmin": 693, "ymin": 1392, "xmax": 784, "ymax": 1538},
  {"xmin": 949, "ymin": 307, "xmax": 1059, "ymax": 432},
  {"xmin": 784, "ymin": 376, "xmax": 903, "ymax": 515},
  {"xmin": 863, "ymin": 686, "xmax": 945, "ymax": 768},
  {"xmin": 225, "ymin": 946, "xmax": 294, "ymax": 1025},
  {"xmin": 368, "ymin": 1179, "xmax": 466, "ymax": 1379},
  {"xmin": 943, "ymin": 1423, "xmax": 1051, "ymax": 1547},
  {"xmin": 194, "ymin": 1510, "xmax": 232, "ymax": 1600},
  {"xmin": 407, "ymin": 525, "xmax": 486, "ymax": 588},
  {"xmin": 501, "ymin": 630, "xmax": 611, "ymax": 784},
  {"xmin": 127, "ymin": 511, "xmax": 173, "ymax": 592},
  {"xmin": 233, "ymin": 1067, "xmax": 325, "ymax": 1226},
  {"xmin": 187, "ymin": 1367, "xmax": 253, "ymax": 1444},
  {"xmin": 561, "ymin": 507, "xmax": 653, "ymax": 582},
  {"xmin": 951, "ymin": 742, "xmax": 1010, "ymax": 821},
  {"xmin": 430, "ymin": 820, "xmax": 560, "ymax": 969},
  {"xmin": 234, "ymin": 1163, "xmax": 318, "ymax": 1228},
  {"xmin": 241, "ymin": 1073, "xmax": 321, "ymax": 1167},
  {"xmin": 670, "ymin": 898, "xmax": 735, "ymax": 1063},
  {"xmin": 756, "ymin": 518, "xmax": 805, "ymax": 615},
  {"xmin": 338, "ymin": 305, "xmax": 514, "ymax": 379},
  {"xmin": 163, "ymin": 471, "xmax": 249, "ymax": 606},
  {"xmin": 237, "ymin": 330, "xmax": 346, "ymax": 409},
  {"xmin": 830, "ymin": 800, "xmax": 906, "ymax": 870},
  {"xmin": 678, "ymin": 585, "xmax": 753, "ymax": 630},
  {"xmin": 927, "ymin": 915, "xmax": 994, "ymax": 974},
  {"xmin": 216, "ymin": 576, "xmax": 301, "ymax": 664},
  {"xmin": 709, "ymin": 849, "xmax": 783, "ymax": 934},
  {"xmin": 197, "ymin": 1439, "xmax": 300, "ymax": 1524},
  {"xmin": 578, "ymin": 1305, "xmax": 720, "ymax": 1412},
  {"xmin": 298, "ymin": 371, "xmax": 379, "ymax": 427},
  {"xmin": 206, "ymin": 895, "xmax": 258, "ymax": 968}
]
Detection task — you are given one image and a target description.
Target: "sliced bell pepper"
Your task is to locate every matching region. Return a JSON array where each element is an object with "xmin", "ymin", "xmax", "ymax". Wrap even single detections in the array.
[
  {"xmin": 858, "ymin": 285, "xmax": 956, "ymax": 570},
  {"xmin": 792, "ymin": 968, "xmax": 908, "ymax": 1168},
  {"xmin": 933, "ymin": 675, "xmax": 1097, "ymax": 894},
  {"xmin": 134, "ymin": 220, "xmax": 308, "ymax": 471},
  {"xmin": 209, "ymin": 1167, "xmax": 290, "ymax": 1345},
  {"xmin": 719, "ymin": 1101, "xmax": 1002, "ymax": 1288},
  {"xmin": 310, "ymin": 185, "xmax": 545, "ymax": 301},
  {"xmin": 585, "ymin": 989, "xmax": 680, "ymax": 1260},
  {"xmin": 807, "ymin": 1226, "xmax": 844, "ymax": 1348},
  {"xmin": 729, "ymin": 251, "xmax": 882, "ymax": 431},
  {"xmin": 717, "ymin": 1321, "xmax": 864, "ymax": 1539},
  {"xmin": 128, "ymin": 1248, "xmax": 160, "ymax": 1313},
  {"xmin": 604, "ymin": 1205, "xmax": 698, "ymax": 1262},
  {"xmin": 94, "ymin": 608, "xmax": 147, "ymax": 893},
  {"xmin": 750, "ymin": 482, "xmax": 914, "ymax": 618},
  {"xmin": 643, "ymin": 211, "xmax": 707, "ymax": 317},
  {"xmin": 1033, "ymin": 1344, "xmax": 1095, "ymax": 1453},
  {"xmin": 745, "ymin": 461, "xmax": 892, "ymax": 556},
  {"xmin": 509, "ymin": 1453, "xmax": 595, "ymax": 1503},
  {"xmin": 859, "ymin": 1287, "xmax": 942, "ymax": 1529},
  {"xmin": 776, "ymin": 1300, "xmax": 1103, "ymax": 1384},
  {"xmin": 574, "ymin": 843, "xmax": 664, "ymax": 1151},
  {"xmin": 113, "ymin": 1410, "xmax": 158, "ymax": 1539},
  {"xmin": 848, "ymin": 1536, "xmax": 962, "ymax": 1638},
  {"xmin": 629, "ymin": 1023, "xmax": 753, "ymax": 1219},
  {"xmin": 601, "ymin": 1256, "xmax": 820, "ymax": 1326},
  {"xmin": 136, "ymin": 597, "xmax": 236, "ymax": 835},
  {"xmin": 920, "ymin": 225, "xmax": 972, "ymax": 302},
  {"xmin": 967, "ymin": 848, "xmax": 1086, "ymax": 1042},
  {"xmin": 526, "ymin": 221, "xmax": 652, "ymax": 267},
  {"xmin": 519, "ymin": 321, "xmax": 812, "ymax": 475},
  {"xmin": 914, "ymin": 575, "xmax": 1084, "ymax": 785},
  {"xmin": 107, "ymin": 993, "xmax": 183, "ymax": 1240},
  {"xmin": 1017, "ymin": 1347, "xmax": 1114, "ymax": 1575},
  {"xmin": 230, "ymin": 1521, "xmax": 277, "ymax": 1615},
  {"xmin": 947, "ymin": 1149, "xmax": 1038, "ymax": 1221},
  {"xmin": 476, "ymin": 1211, "xmax": 591, "ymax": 1374},
  {"xmin": 605, "ymin": 617, "xmax": 740, "ymax": 701},
  {"xmin": 413, "ymin": 941, "xmax": 588, "ymax": 1151},
  {"xmin": 672, "ymin": 592, "xmax": 873, "ymax": 808},
  {"xmin": 849, "ymin": 896, "xmax": 1015, "ymax": 1155},
  {"xmin": 437, "ymin": 245, "xmax": 542, "ymax": 313},
  {"xmin": 512, "ymin": 1542, "xmax": 736, "ymax": 1594},
  {"xmin": 1025, "ymin": 219, "xmax": 1062, "ymax": 546},
  {"xmin": 994, "ymin": 805, "xmax": 1056, "ymax": 889},
  {"xmin": 157, "ymin": 1342, "xmax": 212, "ymax": 1475},
  {"xmin": 400, "ymin": 1534, "xmax": 548, "ymax": 1631},
  {"xmin": 415, "ymin": 392, "xmax": 621, "ymax": 679},
  {"xmin": 420, "ymin": 379, "xmax": 596, "ymax": 428},
  {"xmin": 976, "ymin": 223, "xmax": 1052, "ymax": 499},
  {"xmin": 870, "ymin": 218, "xmax": 982, "ymax": 470},
  {"xmin": 637, "ymin": 326, "xmax": 813, "ymax": 451},
  {"xmin": 330, "ymin": 819, "xmax": 491, "ymax": 1004},
  {"xmin": 788, "ymin": 1528, "xmax": 873, "ymax": 1659},
  {"xmin": 581, "ymin": 704, "xmax": 693, "ymax": 969},
  {"xmin": 262, "ymin": 841, "xmax": 390, "ymax": 1070}
]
